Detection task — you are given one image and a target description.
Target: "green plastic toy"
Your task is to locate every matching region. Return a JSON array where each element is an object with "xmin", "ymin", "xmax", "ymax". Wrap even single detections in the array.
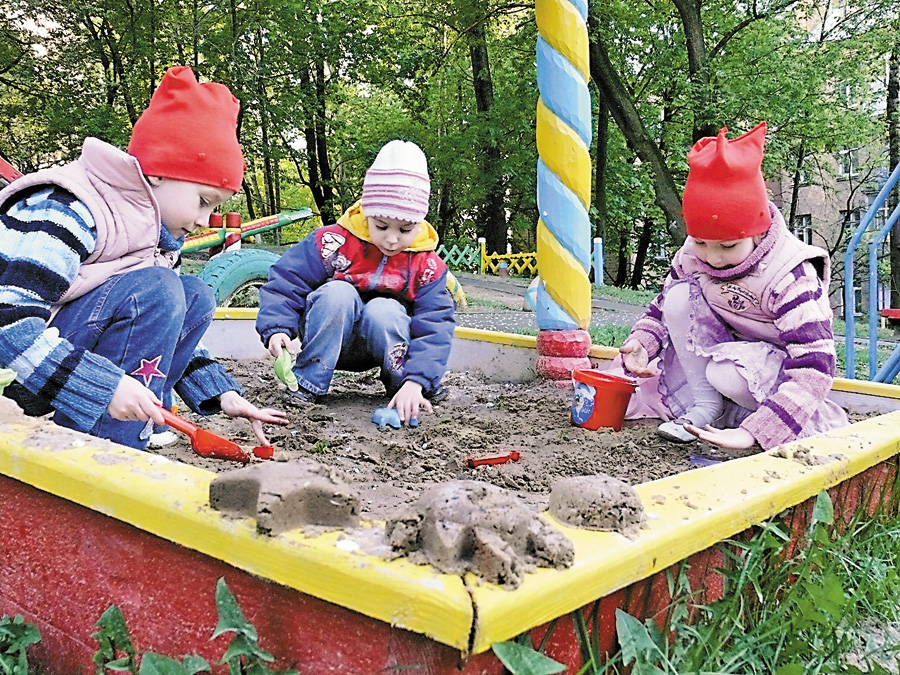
[
  {"xmin": 0, "ymin": 368, "xmax": 14, "ymax": 396},
  {"xmin": 273, "ymin": 351, "xmax": 299, "ymax": 391}
]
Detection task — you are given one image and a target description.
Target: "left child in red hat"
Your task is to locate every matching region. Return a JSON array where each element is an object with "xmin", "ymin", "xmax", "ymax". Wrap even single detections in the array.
[{"xmin": 0, "ymin": 66, "xmax": 287, "ymax": 450}]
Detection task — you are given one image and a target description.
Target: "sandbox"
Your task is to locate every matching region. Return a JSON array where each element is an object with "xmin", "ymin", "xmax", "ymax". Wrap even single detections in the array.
[{"xmin": 1, "ymin": 319, "xmax": 899, "ymax": 674}]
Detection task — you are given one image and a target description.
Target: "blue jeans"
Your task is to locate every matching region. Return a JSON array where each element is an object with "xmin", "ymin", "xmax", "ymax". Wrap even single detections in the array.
[
  {"xmin": 295, "ymin": 280, "xmax": 410, "ymax": 395},
  {"xmin": 50, "ymin": 267, "xmax": 216, "ymax": 449}
]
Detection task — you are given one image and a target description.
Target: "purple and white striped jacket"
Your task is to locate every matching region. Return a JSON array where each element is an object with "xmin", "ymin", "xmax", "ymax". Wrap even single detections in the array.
[{"xmin": 628, "ymin": 205, "xmax": 842, "ymax": 449}]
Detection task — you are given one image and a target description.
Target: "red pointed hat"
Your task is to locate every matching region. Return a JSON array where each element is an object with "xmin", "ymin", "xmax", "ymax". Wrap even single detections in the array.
[
  {"xmin": 127, "ymin": 66, "xmax": 245, "ymax": 192},
  {"xmin": 682, "ymin": 121, "xmax": 771, "ymax": 240}
]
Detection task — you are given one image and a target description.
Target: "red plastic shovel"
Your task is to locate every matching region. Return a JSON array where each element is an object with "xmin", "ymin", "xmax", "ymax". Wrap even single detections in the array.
[{"xmin": 159, "ymin": 408, "xmax": 251, "ymax": 463}]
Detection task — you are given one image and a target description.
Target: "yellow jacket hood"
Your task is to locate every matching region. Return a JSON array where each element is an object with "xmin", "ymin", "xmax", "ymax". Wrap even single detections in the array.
[{"xmin": 337, "ymin": 200, "xmax": 439, "ymax": 252}]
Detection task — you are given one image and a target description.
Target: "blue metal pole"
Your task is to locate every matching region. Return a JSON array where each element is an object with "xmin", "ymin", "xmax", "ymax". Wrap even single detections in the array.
[
  {"xmin": 867, "ymin": 203, "xmax": 900, "ymax": 377},
  {"xmin": 592, "ymin": 237, "xmax": 604, "ymax": 286},
  {"xmin": 842, "ymin": 161, "xmax": 900, "ymax": 378}
]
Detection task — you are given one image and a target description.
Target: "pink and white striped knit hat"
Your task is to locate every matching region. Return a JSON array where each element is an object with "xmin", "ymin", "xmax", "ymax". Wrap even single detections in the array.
[{"xmin": 361, "ymin": 140, "xmax": 431, "ymax": 223}]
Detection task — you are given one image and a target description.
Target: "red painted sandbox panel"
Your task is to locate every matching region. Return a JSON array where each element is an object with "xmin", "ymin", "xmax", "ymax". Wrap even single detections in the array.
[{"xmin": 0, "ymin": 476, "xmax": 504, "ymax": 675}]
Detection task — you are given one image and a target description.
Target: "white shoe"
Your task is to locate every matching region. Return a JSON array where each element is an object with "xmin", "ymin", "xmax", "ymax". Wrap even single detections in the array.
[
  {"xmin": 657, "ymin": 421, "xmax": 698, "ymax": 443},
  {"xmin": 148, "ymin": 430, "xmax": 179, "ymax": 449}
]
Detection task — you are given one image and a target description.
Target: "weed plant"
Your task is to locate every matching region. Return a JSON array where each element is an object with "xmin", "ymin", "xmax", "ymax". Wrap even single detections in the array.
[
  {"xmin": 0, "ymin": 615, "xmax": 40, "ymax": 675},
  {"xmin": 0, "ymin": 578, "xmax": 297, "ymax": 675}
]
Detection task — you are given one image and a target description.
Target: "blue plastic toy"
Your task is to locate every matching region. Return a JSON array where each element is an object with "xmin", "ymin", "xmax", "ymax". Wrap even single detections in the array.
[{"xmin": 372, "ymin": 408, "xmax": 418, "ymax": 429}]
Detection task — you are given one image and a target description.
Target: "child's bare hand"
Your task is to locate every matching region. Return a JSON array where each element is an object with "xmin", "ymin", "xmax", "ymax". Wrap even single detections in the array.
[
  {"xmin": 108, "ymin": 376, "xmax": 165, "ymax": 425},
  {"xmin": 619, "ymin": 340, "xmax": 658, "ymax": 377},
  {"xmin": 267, "ymin": 332, "xmax": 293, "ymax": 358},
  {"xmin": 219, "ymin": 390, "xmax": 289, "ymax": 446},
  {"xmin": 388, "ymin": 381, "xmax": 432, "ymax": 426},
  {"xmin": 683, "ymin": 424, "xmax": 756, "ymax": 450}
]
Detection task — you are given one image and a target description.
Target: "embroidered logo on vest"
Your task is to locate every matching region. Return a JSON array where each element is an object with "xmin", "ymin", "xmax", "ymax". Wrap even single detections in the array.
[{"xmin": 718, "ymin": 282, "xmax": 759, "ymax": 313}]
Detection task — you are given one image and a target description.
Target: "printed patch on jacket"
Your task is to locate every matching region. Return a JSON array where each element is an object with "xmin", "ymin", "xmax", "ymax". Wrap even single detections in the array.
[
  {"xmin": 718, "ymin": 282, "xmax": 759, "ymax": 313},
  {"xmin": 388, "ymin": 342, "xmax": 408, "ymax": 372},
  {"xmin": 419, "ymin": 257, "xmax": 438, "ymax": 286},
  {"xmin": 321, "ymin": 231, "xmax": 346, "ymax": 260}
]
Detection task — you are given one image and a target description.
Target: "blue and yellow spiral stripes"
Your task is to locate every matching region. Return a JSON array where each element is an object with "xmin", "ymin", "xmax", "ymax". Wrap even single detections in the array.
[{"xmin": 535, "ymin": 0, "xmax": 592, "ymax": 331}]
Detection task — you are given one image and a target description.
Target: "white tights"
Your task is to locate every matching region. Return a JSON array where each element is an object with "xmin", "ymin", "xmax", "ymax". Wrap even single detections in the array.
[{"xmin": 662, "ymin": 283, "xmax": 724, "ymax": 427}]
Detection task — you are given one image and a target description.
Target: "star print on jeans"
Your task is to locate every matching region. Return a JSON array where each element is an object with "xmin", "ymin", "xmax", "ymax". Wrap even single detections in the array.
[{"xmin": 132, "ymin": 355, "xmax": 166, "ymax": 387}]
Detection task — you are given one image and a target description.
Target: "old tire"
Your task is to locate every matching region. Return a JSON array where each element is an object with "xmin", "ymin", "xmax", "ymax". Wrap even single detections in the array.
[{"xmin": 196, "ymin": 249, "xmax": 280, "ymax": 307}]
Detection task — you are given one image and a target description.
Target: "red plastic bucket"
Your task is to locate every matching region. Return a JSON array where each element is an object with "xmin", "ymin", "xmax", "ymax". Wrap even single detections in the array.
[{"xmin": 570, "ymin": 369, "xmax": 637, "ymax": 431}]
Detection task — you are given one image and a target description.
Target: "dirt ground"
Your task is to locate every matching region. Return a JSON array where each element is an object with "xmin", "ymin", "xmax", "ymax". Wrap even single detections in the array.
[{"xmin": 158, "ymin": 359, "xmax": 763, "ymax": 522}]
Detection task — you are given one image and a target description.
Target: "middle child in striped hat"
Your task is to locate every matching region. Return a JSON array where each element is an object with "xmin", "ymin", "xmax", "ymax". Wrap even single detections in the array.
[{"xmin": 256, "ymin": 139, "xmax": 456, "ymax": 426}]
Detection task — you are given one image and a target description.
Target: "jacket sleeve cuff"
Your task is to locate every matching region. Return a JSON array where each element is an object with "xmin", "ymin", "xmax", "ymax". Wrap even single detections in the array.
[
  {"xmin": 260, "ymin": 326, "xmax": 297, "ymax": 349},
  {"xmin": 175, "ymin": 361, "xmax": 242, "ymax": 415},
  {"xmin": 52, "ymin": 352, "xmax": 124, "ymax": 431},
  {"xmin": 628, "ymin": 328, "xmax": 663, "ymax": 360},
  {"xmin": 739, "ymin": 407, "xmax": 796, "ymax": 451}
]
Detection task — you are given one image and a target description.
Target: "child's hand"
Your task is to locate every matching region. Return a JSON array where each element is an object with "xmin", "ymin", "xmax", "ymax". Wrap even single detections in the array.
[
  {"xmin": 388, "ymin": 381, "xmax": 432, "ymax": 426},
  {"xmin": 683, "ymin": 424, "xmax": 757, "ymax": 450},
  {"xmin": 218, "ymin": 390, "xmax": 289, "ymax": 446},
  {"xmin": 108, "ymin": 375, "xmax": 165, "ymax": 425},
  {"xmin": 267, "ymin": 332, "xmax": 293, "ymax": 358},
  {"xmin": 619, "ymin": 340, "xmax": 658, "ymax": 377}
]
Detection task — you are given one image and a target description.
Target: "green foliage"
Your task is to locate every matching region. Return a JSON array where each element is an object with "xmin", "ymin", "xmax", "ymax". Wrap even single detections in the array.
[
  {"xmin": 90, "ymin": 578, "xmax": 295, "ymax": 675},
  {"xmin": 93, "ymin": 606, "xmax": 138, "ymax": 675},
  {"xmin": 588, "ymin": 325, "xmax": 631, "ymax": 348},
  {"xmin": 0, "ymin": 615, "xmax": 40, "ymax": 675},
  {"xmin": 310, "ymin": 440, "xmax": 330, "ymax": 454},
  {"xmin": 498, "ymin": 488, "xmax": 900, "ymax": 673},
  {"xmin": 609, "ymin": 491, "xmax": 900, "ymax": 673},
  {"xmin": 491, "ymin": 640, "xmax": 566, "ymax": 675}
]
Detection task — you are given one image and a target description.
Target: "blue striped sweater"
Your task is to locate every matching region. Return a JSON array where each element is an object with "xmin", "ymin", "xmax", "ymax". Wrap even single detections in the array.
[{"xmin": 0, "ymin": 185, "xmax": 239, "ymax": 430}]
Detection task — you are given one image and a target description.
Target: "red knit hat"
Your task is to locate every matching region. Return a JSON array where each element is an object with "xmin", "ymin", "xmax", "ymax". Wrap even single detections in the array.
[
  {"xmin": 682, "ymin": 122, "xmax": 771, "ymax": 240},
  {"xmin": 127, "ymin": 66, "xmax": 244, "ymax": 192}
]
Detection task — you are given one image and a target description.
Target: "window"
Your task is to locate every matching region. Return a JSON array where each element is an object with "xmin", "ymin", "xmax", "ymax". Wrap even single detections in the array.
[
  {"xmin": 874, "ymin": 204, "xmax": 890, "ymax": 230},
  {"xmin": 792, "ymin": 214, "xmax": 813, "ymax": 244},
  {"xmin": 840, "ymin": 208, "xmax": 861, "ymax": 228},
  {"xmin": 838, "ymin": 150, "xmax": 858, "ymax": 179}
]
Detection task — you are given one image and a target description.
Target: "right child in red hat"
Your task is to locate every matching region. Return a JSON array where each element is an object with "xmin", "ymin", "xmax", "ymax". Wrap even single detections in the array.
[{"xmin": 616, "ymin": 122, "xmax": 849, "ymax": 451}]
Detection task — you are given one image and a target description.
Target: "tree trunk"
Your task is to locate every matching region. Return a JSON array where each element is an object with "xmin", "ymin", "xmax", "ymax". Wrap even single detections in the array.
[
  {"xmin": 587, "ymin": 31, "xmax": 685, "ymax": 240},
  {"xmin": 242, "ymin": 154, "xmax": 257, "ymax": 220},
  {"xmin": 788, "ymin": 140, "xmax": 806, "ymax": 229},
  {"xmin": 615, "ymin": 227, "xmax": 630, "ymax": 286},
  {"xmin": 313, "ymin": 58, "xmax": 336, "ymax": 221},
  {"xmin": 256, "ymin": 32, "xmax": 277, "ymax": 217},
  {"xmin": 672, "ymin": 0, "xmax": 716, "ymax": 141},
  {"xmin": 889, "ymin": 27, "xmax": 900, "ymax": 308},
  {"xmin": 299, "ymin": 63, "xmax": 334, "ymax": 224},
  {"xmin": 630, "ymin": 216, "xmax": 654, "ymax": 289},
  {"xmin": 469, "ymin": 21, "xmax": 506, "ymax": 254}
]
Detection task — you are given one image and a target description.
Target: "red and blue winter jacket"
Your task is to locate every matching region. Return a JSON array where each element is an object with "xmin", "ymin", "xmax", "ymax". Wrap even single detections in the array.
[{"xmin": 256, "ymin": 202, "xmax": 455, "ymax": 393}]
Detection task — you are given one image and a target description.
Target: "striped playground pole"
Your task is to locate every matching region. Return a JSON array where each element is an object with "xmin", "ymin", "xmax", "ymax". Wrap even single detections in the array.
[{"xmin": 534, "ymin": 0, "xmax": 593, "ymax": 379}]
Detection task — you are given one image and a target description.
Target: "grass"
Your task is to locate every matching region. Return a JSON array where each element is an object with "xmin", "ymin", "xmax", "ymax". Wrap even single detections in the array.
[
  {"xmin": 605, "ymin": 491, "xmax": 900, "ymax": 674},
  {"xmin": 833, "ymin": 318, "xmax": 897, "ymax": 342},
  {"xmin": 466, "ymin": 296, "xmax": 520, "ymax": 310},
  {"xmin": 591, "ymin": 284, "xmax": 657, "ymax": 306},
  {"xmin": 511, "ymin": 324, "xmax": 631, "ymax": 348},
  {"xmin": 500, "ymin": 490, "xmax": 900, "ymax": 674}
]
